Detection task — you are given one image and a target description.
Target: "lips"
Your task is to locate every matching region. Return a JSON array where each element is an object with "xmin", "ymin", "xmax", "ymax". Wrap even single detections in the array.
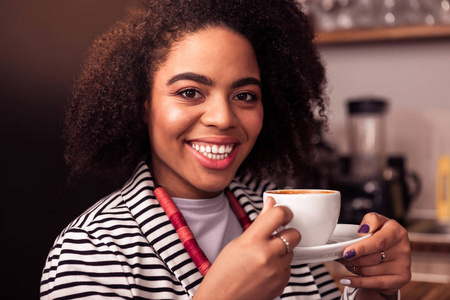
[
  {"xmin": 189, "ymin": 142, "xmax": 234, "ymax": 161},
  {"xmin": 187, "ymin": 140, "xmax": 240, "ymax": 170}
]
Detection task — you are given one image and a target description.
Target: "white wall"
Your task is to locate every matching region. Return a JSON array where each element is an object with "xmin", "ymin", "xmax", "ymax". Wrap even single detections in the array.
[{"xmin": 317, "ymin": 38, "xmax": 450, "ymax": 218}]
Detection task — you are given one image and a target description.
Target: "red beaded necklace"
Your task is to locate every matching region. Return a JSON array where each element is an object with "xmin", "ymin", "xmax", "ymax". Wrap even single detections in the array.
[{"xmin": 154, "ymin": 187, "xmax": 252, "ymax": 276}]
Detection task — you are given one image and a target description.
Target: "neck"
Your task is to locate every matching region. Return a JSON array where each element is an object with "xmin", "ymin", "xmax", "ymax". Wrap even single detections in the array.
[
  {"xmin": 153, "ymin": 186, "xmax": 251, "ymax": 276},
  {"xmin": 156, "ymin": 184, "xmax": 223, "ymax": 199}
]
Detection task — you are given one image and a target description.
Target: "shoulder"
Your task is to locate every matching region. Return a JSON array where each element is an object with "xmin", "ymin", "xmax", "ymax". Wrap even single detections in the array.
[
  {"xmin": 58, "ymin": 161, "xmax": 153, "ymax": 236},
  {"xmin": 40, "ymin": 175, "xmax": 164, "ymax": 299},
  {"xmin": 58, "ymin": 188, "xmax": 128, "ymax": 237},
  {"xmin": 44, "ymin": 188, "xmax": 140, "ymax": 266}
]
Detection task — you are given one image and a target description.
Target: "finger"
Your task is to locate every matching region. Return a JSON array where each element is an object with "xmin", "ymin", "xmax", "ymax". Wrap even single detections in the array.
[
  {"xmin": 357, "ymin": 212, "xmax": 389, "ymax": 236},
  {"xmin": 340, "ymin": 274, "xmax": 409, "ymax": 292},
  {"xmin": 342, "ymin": 219, "xmax": 407, "ymax": 260},
  {"xmin": 272, "ymin": 228, "xmax": 301, "ymax": 256},
  {"xmin": 252, "ymin": 205, "xmax": 294, "ymax": 238},
  {"xmin": 340, "ymin": 249, "xmax": 389, "ymax": 268},
  {"xmin": 343, "ymin": 260, "xmax": 391, "ymax": 276},
  {"xmin": 348, "ymin": 257, "xmax": 411, "ymax": 278},
  {"xmin": 260, "ymin": 196, "xmax": 275, "ymax": 216}
]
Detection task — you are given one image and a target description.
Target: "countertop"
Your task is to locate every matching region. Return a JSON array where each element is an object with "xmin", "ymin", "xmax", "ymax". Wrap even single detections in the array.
[{"xmin": 400, "ymin": 281, "xmax": 450, "ymax": 300}]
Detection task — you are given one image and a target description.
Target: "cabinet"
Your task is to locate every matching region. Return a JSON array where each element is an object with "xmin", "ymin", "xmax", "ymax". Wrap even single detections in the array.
[{"xmin": 315, "ymin": 24, "xmax": 450, "ymax": 44}]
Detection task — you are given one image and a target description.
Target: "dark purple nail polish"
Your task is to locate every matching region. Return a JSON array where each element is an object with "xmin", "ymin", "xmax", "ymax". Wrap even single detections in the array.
[
  {"xmin": 358, "ymin": 224, "xmax": 370, "ymax": 234},
  {"xmin": 344, "ymin": 250, "xmax": 356, "ymax": 260}
]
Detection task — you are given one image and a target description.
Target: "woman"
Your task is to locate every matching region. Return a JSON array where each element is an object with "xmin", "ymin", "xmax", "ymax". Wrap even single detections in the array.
[{"xmin": 40, "ymin": 0, "xmax": 411, "ymax": 299}]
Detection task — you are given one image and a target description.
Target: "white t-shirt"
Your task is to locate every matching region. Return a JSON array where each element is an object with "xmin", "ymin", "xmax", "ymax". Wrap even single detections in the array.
[{"xmin": 172, "ymin": 192, "xmax": 243, "ymax": 263}]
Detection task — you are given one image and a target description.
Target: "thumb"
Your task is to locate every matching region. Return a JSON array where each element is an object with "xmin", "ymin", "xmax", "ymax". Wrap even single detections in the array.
[{"xmin": 260, "ymin": 196, "xmax": 276, "ymax": 216}]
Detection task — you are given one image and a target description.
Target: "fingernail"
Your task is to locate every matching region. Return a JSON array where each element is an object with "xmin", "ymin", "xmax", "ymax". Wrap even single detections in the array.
[
  {"xmin": 344, "ymin": 249, "xmax": 356, "ymax": 259},
  {"xmin": 358, "ymin": 224, "xmax": 370, "ymax": 234},
  {"xmin": 340, "ymin": 279, "xmax": 352, "ymax": 286}
]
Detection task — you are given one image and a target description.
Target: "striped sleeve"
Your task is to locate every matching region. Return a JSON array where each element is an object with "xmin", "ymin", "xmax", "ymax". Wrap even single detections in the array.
[
  {"xmin": 40, "ymin": 191, "xmax": 190, "ymax": 299},
  {"xmin": 341, "ymin": 287, "xmax": 359, "ymax": 300},
  {"xmin": 40, "ymin": 227, "xmax": 136, "ymax": 299},
  {"xmin": 309, "ymin": 263, "xmax": 341, "ymax": 299},
  {"xmin": 40, "ymin": 224, "xmax": 189, "ymax": 300}
]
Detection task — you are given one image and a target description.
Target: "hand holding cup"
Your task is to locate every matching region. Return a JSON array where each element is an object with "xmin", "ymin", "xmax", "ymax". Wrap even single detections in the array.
[{"xmin": 263, "ymin": 189, "xmax": 341, "ymax": 247}]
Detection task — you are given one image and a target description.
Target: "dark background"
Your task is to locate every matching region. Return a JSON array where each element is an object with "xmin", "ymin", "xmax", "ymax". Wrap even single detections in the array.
[{"xmin": 1, "ymin": 1, "xmax": 132, "ymax": 298}]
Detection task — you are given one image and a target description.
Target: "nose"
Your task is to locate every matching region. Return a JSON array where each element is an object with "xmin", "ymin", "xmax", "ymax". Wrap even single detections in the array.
[{"xmin": 201, "ymin": 95, "xmax": 239, "ymax": 130}]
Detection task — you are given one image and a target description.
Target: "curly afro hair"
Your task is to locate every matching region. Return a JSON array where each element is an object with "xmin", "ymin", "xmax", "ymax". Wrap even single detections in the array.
[{"xmin": 64, "ymin": 0, "xmax": 327, "ymax": 183}]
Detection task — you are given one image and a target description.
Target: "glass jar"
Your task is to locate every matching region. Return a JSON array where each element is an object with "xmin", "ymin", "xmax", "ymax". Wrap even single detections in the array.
[{"xmin": 347, "ymin": 98, "xmax": 388, "ymax": 180}]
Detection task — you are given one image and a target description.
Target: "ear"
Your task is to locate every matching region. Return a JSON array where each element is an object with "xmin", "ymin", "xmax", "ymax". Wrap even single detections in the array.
[{"xmin": 142, "ymin": 97, "xmax": 150, "ymax": 125}]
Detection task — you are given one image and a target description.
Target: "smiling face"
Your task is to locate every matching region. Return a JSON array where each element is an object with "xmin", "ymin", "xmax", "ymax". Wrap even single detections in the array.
[{"xmin": 144, "ymin": 26, "xmax": 263, "ymax": 199}]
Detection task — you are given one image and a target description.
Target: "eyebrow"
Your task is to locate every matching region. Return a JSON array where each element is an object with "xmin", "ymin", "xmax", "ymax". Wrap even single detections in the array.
[
  {"xmin": 167, "ymin": 72, "xmax": 213, "ymax": 86},
  {"xmin": 231, "ymin": 77, "xmax": 261, "ymax": 89},
  {"xmin": 167, "ymin": 72, "xmax": 261, "ymax": 89}
]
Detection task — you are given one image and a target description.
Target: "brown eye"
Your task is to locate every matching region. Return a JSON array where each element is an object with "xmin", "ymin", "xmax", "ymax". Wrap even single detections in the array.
[
  {"xmin": 179, "ymin": 89, "xmax": 202, "ymax": 99},
  {"xmin": 234, "ymin": 92, "xmax": 256, "ymax": 102}
]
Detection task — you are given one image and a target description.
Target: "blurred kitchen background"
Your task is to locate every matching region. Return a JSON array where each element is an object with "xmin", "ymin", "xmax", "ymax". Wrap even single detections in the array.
[
  {"xmin": 300, "ymin": 0, "xmax": 450, "ymax": 223},
  {"xmin": 1, "ymin": 0, "xmax": 449, "ymax": 299},
  {"xmin": 298, "ymin": 1, "xmax": 450, "ymax": 298}
]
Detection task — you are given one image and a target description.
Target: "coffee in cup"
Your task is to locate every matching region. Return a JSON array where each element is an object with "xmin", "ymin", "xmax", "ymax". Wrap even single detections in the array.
[{"xmin": 263, "ymin": 189, "xmax": 340, "ymax": 247}]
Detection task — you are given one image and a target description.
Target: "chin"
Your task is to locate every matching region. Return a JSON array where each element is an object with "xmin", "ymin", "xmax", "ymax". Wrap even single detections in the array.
[{"xmin": 195, "ymin": 173, "xmax": 235, "ymax": 193}]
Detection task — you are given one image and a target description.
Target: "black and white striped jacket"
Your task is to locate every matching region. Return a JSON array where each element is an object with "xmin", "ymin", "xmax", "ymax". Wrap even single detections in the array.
[{"xmin": 40, "ymin": 161, "xmax": 343, "ymax": 299}]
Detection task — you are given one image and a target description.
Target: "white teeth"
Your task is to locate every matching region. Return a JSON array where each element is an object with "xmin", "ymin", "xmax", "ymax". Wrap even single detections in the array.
[
  {"xmin": 212, "ymin": 145, "xmax": 218, "ymax": 154},
  {"xmin": 190, "ymin": 142, "xmax": 234, "ymax": 161}
]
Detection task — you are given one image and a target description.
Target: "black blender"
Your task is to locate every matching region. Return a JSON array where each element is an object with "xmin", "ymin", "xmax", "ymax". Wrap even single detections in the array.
[{"xmin": 330, "ymin": 98, "xmax": 393, "ymax": 224}]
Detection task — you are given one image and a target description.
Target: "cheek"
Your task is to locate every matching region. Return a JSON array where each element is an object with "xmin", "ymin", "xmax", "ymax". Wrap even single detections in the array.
[
  {"xmin": 149, "ymin": 104, "xmax": 195, "ymax": 140},
  {"xmin": 242, "ymin": 106, "xmax": 264, "ymax": 142}
]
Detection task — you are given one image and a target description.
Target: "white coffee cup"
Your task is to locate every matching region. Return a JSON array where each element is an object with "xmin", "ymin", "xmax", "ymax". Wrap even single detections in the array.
[{"xmin": 263, "ymin": 189, "xmax": 341, "ymax": 247}]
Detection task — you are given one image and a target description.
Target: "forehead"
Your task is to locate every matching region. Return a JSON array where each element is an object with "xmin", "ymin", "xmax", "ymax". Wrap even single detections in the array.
[{"xmin": 155, "ymin": 26, "xmax": 259, "ymax": 80}]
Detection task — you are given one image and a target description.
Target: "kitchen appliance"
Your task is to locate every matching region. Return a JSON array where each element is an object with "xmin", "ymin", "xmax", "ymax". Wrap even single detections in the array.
[
  {"xmin": 385, "ymin": 155, "xmax": 421, "ymax": 224},
  {"xmin": 330, "ymin": 97, "xmax": 420, "ymax": 225}
]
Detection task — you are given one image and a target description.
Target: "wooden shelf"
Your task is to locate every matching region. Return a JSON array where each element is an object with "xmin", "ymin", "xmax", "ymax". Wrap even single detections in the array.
[{"xmin": 315, "ymin": 24, "xmax": 450, "ymax": 45}]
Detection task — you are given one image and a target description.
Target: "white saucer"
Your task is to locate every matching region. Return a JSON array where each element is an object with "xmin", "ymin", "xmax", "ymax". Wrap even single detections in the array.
[{"xmin": 292, "ymin": 224, "xmax": 372, "ymax": 264}]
